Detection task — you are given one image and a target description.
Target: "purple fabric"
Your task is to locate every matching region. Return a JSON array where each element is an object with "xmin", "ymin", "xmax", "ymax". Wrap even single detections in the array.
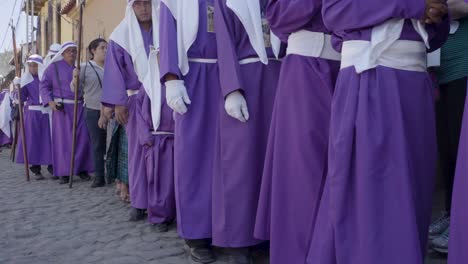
[
  {"xmin": 448, "ymin": 81, "xmax": 468, "ymax": 264},
  {"xmin": 159, "ymin": 0, "xmax": 219, "ymax": 239},
  {"xmin": 306, "ymin": 2, "xmax": 450, "ymax": 263},
  {"xmin": 213, "ymin": 0, "xmax": 282, "ymax": 247},
  {"xmin": 254, "ymin": 1, "xmax": 339, "ymax": 263},
  {"xmin": 16, "ymin": 76, "xmax": 52, "ymax": 165},
  {"xmin": 39, "ymin": 61, "xmax": 93, "ymax": 177},
  {"xmin": 102, "ymin": 25, "xmax": 153, "ymax": 209},
  {"xmin": 136, "ymin": 87, "xmax": 176, "ymax": 224}
]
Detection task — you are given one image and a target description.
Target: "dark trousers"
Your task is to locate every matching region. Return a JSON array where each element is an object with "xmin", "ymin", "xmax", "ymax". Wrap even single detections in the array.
[
  {"xmin": 85, "ymin": 107, "xmax": 107, "ymax": 179},
  {"xmin": 436, "ymin": 77, "xmax": 467, "ymax": 213}
]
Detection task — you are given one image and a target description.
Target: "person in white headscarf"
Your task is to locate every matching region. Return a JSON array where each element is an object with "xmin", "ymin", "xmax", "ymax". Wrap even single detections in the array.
[
  {"xmin": 101, "ymin": 0, "xmax": 176, "ymax": 232},
  {"xmin": 39, "ymin": 41, "xmax": 94, "ymax": 184},
  {"xmin": 44, "ymin": 43, "xmax": 61, "ymax": 68},
  {"xmin": 13, "ymin": 55, "xmax": 53, "ymax": 180}
]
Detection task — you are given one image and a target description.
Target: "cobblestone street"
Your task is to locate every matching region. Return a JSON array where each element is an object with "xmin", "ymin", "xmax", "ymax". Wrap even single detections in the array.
[{"xmin": 0, "ymin": 150, "xmax": 448, "ymax": 264}]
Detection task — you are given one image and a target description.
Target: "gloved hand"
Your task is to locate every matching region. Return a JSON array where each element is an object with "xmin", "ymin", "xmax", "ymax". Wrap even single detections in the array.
[
  {"xmin": 224, "ymin": 91, "xmax": 249, "ymax": 123},
  {"xmin": 13, "ymin": 77, "xmax": 21, "ymax": 86},
  {"xmin": 165, "ymin": 80, "xmax": 191, "ymax": 115}
]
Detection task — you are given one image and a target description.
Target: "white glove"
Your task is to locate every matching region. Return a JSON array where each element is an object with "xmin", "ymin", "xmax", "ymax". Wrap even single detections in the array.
[
  {"xmin": 13, "ymin": 77, "xmax": 21, "ymax": 86},
  {"xmin": 224, "ymin": 91, "xmax": 249, "ymax": 123},
  {"xmin": 165, "ymin": 80, "xmax": 191, "ymax": 115}
]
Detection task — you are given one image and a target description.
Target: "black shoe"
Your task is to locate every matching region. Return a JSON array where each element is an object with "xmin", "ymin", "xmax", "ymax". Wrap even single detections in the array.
[
  {"xmin": 151, "ymin": 222, "xmax": 170, "ymax": 233},
  {"xmin": 128, "ymin": 208, "xmax": 146, "ymax": 222},
  {"xmin": 79, "ymin": 172, "xmax": 91, "ymax": 182},
  {"xmin": 91, "ymin": 177, "xmax": 105, "ymax": 188},
  {"xmin": 47, "ymin": 165, "xmax": 54, "ymax": 175},
  {"xmin": 224, "ymin": 248, "xmax": 251, "ymax": 264},
  {"xmin": 190, "ymin": 247, "xmax": 216, "ymax": 263},
  {"xmin": 59, "ymin": 176, "xmax": 70, "ymax": 184},
  {"xmin": 30, "ymin": 165, "xmax": 42, "ymax": 175},
  {"xmin": 34, "ymin": 173, "xmax": 45, "ymax": 181}
]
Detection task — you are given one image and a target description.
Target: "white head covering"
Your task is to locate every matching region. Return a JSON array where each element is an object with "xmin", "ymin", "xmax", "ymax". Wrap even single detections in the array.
[
  {"xmin": 109, "ymin": 0, "xmax": 162, "ymax": 131},
  {"xmin": 0, "ymin": 88, "xmax": 12, "ymax": 138},
  {"xmin": 21, "ymin": 54, "xmax": 45, "ymax": 88},
  {"xmin": 44, "ymin": 43, "xmax": 61, "ymax": 67},
  {"xmin": 41, "ymin": 41, "xmax": 77, "ymax": 81},
  {"xmin": 161, "ymin": 0, "xmax": 198, "ymax": 76},
  {"xmin": 226, "ymin": 0, "xmax": 281, "ymax": 65}
]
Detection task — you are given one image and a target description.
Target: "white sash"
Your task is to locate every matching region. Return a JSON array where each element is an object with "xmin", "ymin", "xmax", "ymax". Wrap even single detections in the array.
[
  {"xmin": 341, "ymin": 18, "xmax": 429, "ymax": 73},
  {"xmin": 226, "ymin": 0, "xmax": 280, "ymax": 65},
  {"xmin": 161, "ymin": 0, "xmax": 199, "ymax": 76},
  {"xmin": 286, "ymin": 31, "xmax": 341, "ymax": 61}
]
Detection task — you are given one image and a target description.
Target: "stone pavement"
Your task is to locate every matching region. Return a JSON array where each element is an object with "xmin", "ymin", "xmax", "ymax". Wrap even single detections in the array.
[{"xmin": 0, "ymin": 150, "xmax": 448, "ymax": 264}]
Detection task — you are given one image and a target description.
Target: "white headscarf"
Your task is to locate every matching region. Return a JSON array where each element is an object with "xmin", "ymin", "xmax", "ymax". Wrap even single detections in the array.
[
  {"xmin": 109, "ymin": 0, "xmax": 162, "ymax": 131},
  {"xmin": 44, "ymin": 43, "xmax": 61, "ymax": 67},
  {"xmin": 161, "ymin": 0, "xmax": 199, "ymax": 76},
  {"xmin": 226, "ymin": 0, "xmax": 281, "ymax": 64},
  {"xmin": 21, "ymin": 54, "xmax": 45, "ymax": 88},
  {"xmin": 0, "ymin": 89, "xmax": 12, "ymax": 138}
]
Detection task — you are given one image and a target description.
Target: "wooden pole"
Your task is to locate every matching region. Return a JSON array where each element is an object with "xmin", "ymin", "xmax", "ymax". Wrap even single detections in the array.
[
  {"xmin": 69, "ymin": 2, "xmax": 84, "ymax": 188},
  {"xmin": 11, "ymin": 21, "xmax": 31, "ymax": 182}
]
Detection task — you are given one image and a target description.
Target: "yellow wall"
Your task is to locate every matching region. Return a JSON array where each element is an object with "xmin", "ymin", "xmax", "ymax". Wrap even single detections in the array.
[{"xmin": 68, "ymin": 0, "xmax": 125, "ymax": 61}]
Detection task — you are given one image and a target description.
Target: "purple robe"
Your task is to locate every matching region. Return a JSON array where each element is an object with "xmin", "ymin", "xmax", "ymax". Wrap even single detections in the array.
[
  {"xmin": 253, "ymin": 1, "xmax": 340, "ymax": 263},
  {"xmin": 102, "ymin": 25, "xmax": 152, "ymax": 210},
  {"xmin": 213, "ymin": 0, "xmax": 283, "ymax": 247},
  {"xmin": 0, "ymin": 91, "xmax": 12, "ymax": 146},
  {"xmin": 16, "ymin": 76, "xmax": 53, "ymax": 165},
  {"xmin": 136, "ymin": 87, "xmax": 176, "ymax": 224},
  {"xmin": 39, "ymin": 60, "xmax": 94, "ymax": 177},
  {"xmin": 306, "ymin": 1, "xmax": 450, "ymax": 264},
  {"xmin": 159, "ymin": 0, "xmax": 219, "ymax": 239}
]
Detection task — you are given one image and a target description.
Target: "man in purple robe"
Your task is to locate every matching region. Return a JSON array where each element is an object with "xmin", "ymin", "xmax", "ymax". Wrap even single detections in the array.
[
  {"xmin": 213, "ymin": 0, "xmax": 283, "ymax": 262},
  {"xmin": 102, "ymin": 0, "xmax": 160, "ymax": 222},
  {"xmin": 253, "ymin": 1, "xmax": 340, "ymax": 263},
  {"xmin": 14, "ymin": 55, "xmax": 53, "ymax": 180},
  {"xmin": 159, "ymin": 0, "xmax": 218, "ymax": 262},
  {"xmin": 448, "ymin": 1, "xmax": 468, "ymax": 262},
  {"xmin": 40, "ymin": 42, "xmax": 94, "ymax": 184},
  {"xmin": 305, "ymin": 1, "xmax": 450, "ymax": 264}
]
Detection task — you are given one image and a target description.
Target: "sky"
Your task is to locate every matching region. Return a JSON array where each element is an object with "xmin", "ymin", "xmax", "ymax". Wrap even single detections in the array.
[{"xmin": 0, "ymin": 0, "xmax": 38, "ymax": 53}]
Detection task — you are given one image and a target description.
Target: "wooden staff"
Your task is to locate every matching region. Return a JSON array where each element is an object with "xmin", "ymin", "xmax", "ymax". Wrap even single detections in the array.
[
  {"xmin": 11, "ymin": 21, "xmax": 30, "ymax": 182},
  {"xmin": 69, "ymin": 1, "xmax": 85, "ymax": 188}
]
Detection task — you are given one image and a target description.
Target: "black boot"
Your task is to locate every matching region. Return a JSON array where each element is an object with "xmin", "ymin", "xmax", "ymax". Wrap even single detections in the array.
[
  {"xmin": 151, "ymin": 221, "xmax": 171, "ymax": 233},
  {"xmin": 59, "ymin": 176, "xmax": 70, "ymax": 184},
  {"xmin": 30, "ymin": 166, "xmax": 45, "ymax": 181},
  {"xmin": 128, "ymin": 208, "xmax": 146, "ymax": 221},
  {"xmin": 186, "ymin": 239, "xmax": 216, "ymax": 263},
  {"xmin": 78, "ymin": 172, "xmax": 91, "ymax": 182},
  {"xmin": 224, "ymin": 248, "xmax": 251, "ymax": 264},
  {"xmin": 91, "ymin": 176, "xmax": 105, "ymax": 188},
  {"xmin": 47, "ymin": 165, "xmax": 54, "ymax": 175}
]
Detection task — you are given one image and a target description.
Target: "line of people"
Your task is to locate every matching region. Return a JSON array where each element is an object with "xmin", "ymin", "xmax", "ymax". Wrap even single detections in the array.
[{"xmin": 3, "ymin": 0, "xmax": 468, "ymax": 263}]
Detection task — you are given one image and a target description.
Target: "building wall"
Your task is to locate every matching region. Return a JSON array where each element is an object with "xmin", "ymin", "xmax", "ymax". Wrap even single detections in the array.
[{"xmin": 68, "ymin": 0, "xmax": 125, "ymax": 61}]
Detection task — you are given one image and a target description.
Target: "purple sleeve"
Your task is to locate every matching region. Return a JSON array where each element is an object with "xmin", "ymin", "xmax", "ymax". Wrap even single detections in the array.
[
  {"xmin": 20, "ymin": 85, "xmax": 28, "ymax": 102},
  {"xmin": 136, "ymin": 91, "xmax": 153, "ymax": 146},
  {"xmin": 322, "ymin": 0, "xmax": 426, "ymax": 32},
  {"xmin": 101, "ymin": 41, "xmax": 131, "ymax": 106},
  {"xmin": 39, "ymin": 67, "xmax": 54, "ymax": 106},
  {"xmin": 159, "ymin": 2, "xmax": 182, "ymax": 82},
  {"xmin": 214, "ymin": 0, "xmax": 243, "ymax": 97},
  {"xmin": 266, "ymin": 0, "xmax": 321, "ymax": 41},
  {"xmin": 426, "ymin": 16, "xmax": 450, "ymax": 52}
]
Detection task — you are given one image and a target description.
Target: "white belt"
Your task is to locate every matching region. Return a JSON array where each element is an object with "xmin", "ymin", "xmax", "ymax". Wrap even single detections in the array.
[
  {"xmin": 28, "ymin": 105, "xmax": 46, "ymax": 112},
  {"xmin": 127, "ymin": 90, "xmax": 139, "ymax": 96},
  {"xmin": 54, "ymin": 98, "xmax": 81, "ymax": 104},
  {"xmin": 188, "ymin": 58, "xmax": 218, "ymax": 64},
  {"xmin": 286, "ymin": 31, "xmax": 341, "ymax": 61},
  {"xmin": 239, "ymin": 57, "xmax": 281, "ymax": 65},
  {"xmin": 151, "ymin": 131, "xmax": 174, "ymax": 135},
  {"xmin": 341, "ymin": 40, "xmax": 427, "ymax": 73}
]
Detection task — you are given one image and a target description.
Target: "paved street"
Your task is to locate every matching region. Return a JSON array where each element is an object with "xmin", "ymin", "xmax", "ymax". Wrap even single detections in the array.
[{"xmin": 0, "ymin": 150, "xmax": 448, "ymax": 264}]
